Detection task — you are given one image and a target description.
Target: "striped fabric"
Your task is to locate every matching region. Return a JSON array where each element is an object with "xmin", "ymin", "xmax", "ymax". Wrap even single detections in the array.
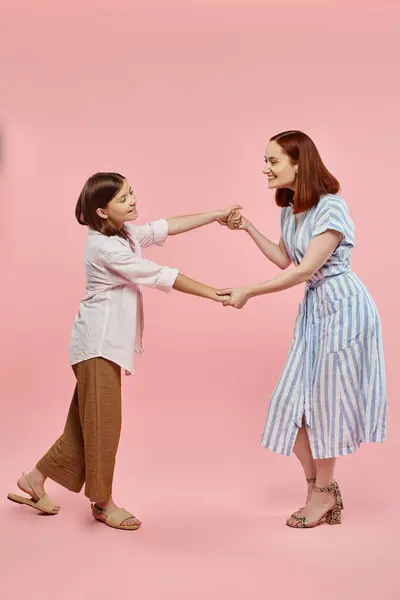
[{"xmin": 261, "ymin": 195, "xmax": 387, "ymax": 459}]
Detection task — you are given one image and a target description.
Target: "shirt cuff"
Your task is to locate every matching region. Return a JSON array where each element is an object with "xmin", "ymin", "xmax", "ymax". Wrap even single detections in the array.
[
  {"xmin": 151, "ymin": 219, "xmax": 169, "ymax": 245},
  {"xmin": 156, "ymin": 267, "xmax": 179, "ymax": 292}
]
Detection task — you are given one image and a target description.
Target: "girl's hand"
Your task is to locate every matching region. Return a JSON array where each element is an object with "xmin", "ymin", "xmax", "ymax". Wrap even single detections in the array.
[
  {"xmin": 216, "ymin": 287, "xmax": 251, "ymax": 309},
  {"xmin": 216, "ymin": 205, "xmax": 243, "ymax": 222},
  {"xmin": 213, "ymin": 291, "xmax": 231, "ymax": 303},
  {"xmin": 218, "ymin": 209, "xmax": 249, "ymax": 231},
  {"xmin": 216, "ymin": 206, "xmax": 243, "ymax": 227}
]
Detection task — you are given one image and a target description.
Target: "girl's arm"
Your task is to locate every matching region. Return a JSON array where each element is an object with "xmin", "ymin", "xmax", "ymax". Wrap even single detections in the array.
[
  {"xmin": 173, "ymin": 273, "xmax": 228, "ymax": 302},
  {"xmin": 104, "ymin": 248, "xmax": 228, "ymax": 303},
  {"xmin": 167, "ymin": 205, "xmax": 242, "ymax": 235}
]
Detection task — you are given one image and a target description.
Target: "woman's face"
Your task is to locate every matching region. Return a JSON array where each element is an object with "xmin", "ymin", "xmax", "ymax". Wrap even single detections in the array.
[
  {"xmin": 263, "ymin": 140, "xmax": 298, "ymax": 190},
  {"xmin": 97, "ymin": 178, "xmax": 138, "ymax": 228}
]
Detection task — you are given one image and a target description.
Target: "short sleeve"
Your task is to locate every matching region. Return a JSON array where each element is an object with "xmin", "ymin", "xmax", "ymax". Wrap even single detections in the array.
[
  {"xmin": 103, "ymin": 247, "xmax": 179, "ymax": 293},
  {"xmin": 312, "ymin": 196, "xmax": 355, "ymax": 249},
  {"xmin": 126, "ymin": 219, "xmax": 168, "ymax": 248}
]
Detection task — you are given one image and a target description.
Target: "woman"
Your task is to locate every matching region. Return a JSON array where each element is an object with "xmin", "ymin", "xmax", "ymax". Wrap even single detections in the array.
[
  {"xmin": 7, "ymin": 172, "xmax": 239, "ymax": 531},
  {"xmin": 218, "ymin": 131, "xmax": 387, "ymax": 528}
]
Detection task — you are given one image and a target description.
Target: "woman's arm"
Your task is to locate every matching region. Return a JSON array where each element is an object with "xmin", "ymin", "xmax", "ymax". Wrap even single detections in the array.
[
  {"xmin": 167, "ymin": 205, "xmax": 242, "ymax": 235},
  {"xmin": 217, "ymin": 230, "xmax": 342, "ymax": 308},
  {"xmin": 247, "ymin": 223, "xmax": 292, "ymax": 270},
  {"xmin": 220, "ymin": 210, "xmax": 291, "ymax": 270}
]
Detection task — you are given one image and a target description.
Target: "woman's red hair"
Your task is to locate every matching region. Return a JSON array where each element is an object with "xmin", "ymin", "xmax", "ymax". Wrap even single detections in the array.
[{"xmin": 270, "ymin": 130, "xmax": 340, "ymax": 214}]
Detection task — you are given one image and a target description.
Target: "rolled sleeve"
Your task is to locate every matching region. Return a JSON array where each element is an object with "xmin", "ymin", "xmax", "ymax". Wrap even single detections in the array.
[
  {"xmin": 132, "ymin": 219, "xmax": 169, "ymax": 248},
  {"xmin": 104, "ymin": 248, "xmax": 179, "ymax": 292},
  {"xmin": 311, "ymin": 196, "xmax": 355, "ymax": 249},
  {"xmin": 156, "ymin": 266, "xmax": 179, "ymax": 292}
]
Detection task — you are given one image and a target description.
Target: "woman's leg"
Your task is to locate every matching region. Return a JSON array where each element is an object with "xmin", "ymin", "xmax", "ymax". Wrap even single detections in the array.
[
  {"xmin": 287, "ymin": 457, "xmax": 339, "ymax": 525},
  {"xmin": 293, "ymin": 419, "xmax": 317, "ymax": 503},
  {"xmin": 315, "ymin": 457, "xmax": 336, "ymax": 488}
]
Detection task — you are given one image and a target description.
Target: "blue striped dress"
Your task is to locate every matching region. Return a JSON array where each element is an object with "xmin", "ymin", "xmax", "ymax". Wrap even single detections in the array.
[{"xmin": 260, "ymin": 194, "xmax": 387, "ymax": 459}]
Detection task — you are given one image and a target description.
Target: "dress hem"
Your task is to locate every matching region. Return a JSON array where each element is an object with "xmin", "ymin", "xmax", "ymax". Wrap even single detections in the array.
[{"xmin": 260, "ymin": 434, "xmax": 387, "ymax": 459}]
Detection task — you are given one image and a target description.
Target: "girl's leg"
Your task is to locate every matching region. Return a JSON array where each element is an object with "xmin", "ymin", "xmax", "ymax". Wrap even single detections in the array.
[
  {"xmin": 76, "ymin": 358, "xmax": 140, "ymax": 527},
  {"xmin": 293, "ymin": 419, "xmax": 317, "ymax": 503},
  {"xmin": 21, "ymin": 381, "xmax": 86, "ymax": 500}
]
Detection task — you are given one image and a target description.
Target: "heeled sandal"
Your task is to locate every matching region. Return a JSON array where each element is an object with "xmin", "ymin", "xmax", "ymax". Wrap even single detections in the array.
[{"xmin": 286, "ymin": 480, "xmax": 344, "ymax": 529}]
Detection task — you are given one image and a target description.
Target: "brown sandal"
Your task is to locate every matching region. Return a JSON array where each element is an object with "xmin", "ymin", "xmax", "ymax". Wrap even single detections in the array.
[
  {"xmin": 92, "ymin": 504, "xmax": 141, "ymax": 531},
  {"xmin": 7, "ymin": 473, "xmax": 59, "ymax": 515},
  {"xmin": 286, "ymin": 480, "xmax": 344, "ymax": 529}
]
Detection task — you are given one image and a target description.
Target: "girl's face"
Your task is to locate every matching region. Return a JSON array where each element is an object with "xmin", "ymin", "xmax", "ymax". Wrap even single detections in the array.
[
  {"xmin": 97, "ymin": 179, "xmax": 138, "ymax": 229},
  {"xmin": 263, "ymin": 140, "xmax": 298, "ymax": 190}
]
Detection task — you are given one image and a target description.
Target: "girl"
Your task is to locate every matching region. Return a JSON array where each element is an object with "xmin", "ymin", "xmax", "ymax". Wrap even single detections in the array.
[
  {"xmin": 8, "ymin": 172, "xmax": 240, "ymax": 531},
  {"xmin": 218, "ymin": 131, "xmax": 387, "ymax": 528}
]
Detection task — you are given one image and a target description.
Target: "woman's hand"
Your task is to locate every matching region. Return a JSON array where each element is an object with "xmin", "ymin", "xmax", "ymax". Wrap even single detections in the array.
[
  {"xmin": 217, "ymin": 208, "xmax": 249, "ymax": 231},
  {"xmin": 216, "ymin": 287, "xmax": 251, "ymax": 309},
  {"xmin": 216, "ymin": 205, "xmax": 243, "ymax": 224}
]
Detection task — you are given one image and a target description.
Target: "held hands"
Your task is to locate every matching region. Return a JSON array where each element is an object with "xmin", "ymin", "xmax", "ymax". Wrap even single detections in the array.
[
  {"xmin": 214, "ymin": 206, "xmax": 251, "ymax": 308},
  {"xmin": 215, "ymin": 287, "xmax": 251, "ymax": 309},
  {"xmin": 217, "ymin": 208, "xmax": 249, "ymax": 231}
]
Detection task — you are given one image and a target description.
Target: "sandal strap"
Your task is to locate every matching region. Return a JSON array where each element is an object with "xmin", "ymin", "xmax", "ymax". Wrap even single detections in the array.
[
  {"xmin": 35, "ymin": 493, "xmax": 57, "ymax": 513},
  {"xmin": 306, "ymin": 477, "xmax": 316, "ymax": 484},
  {"xmin": 106, "ymin": 508, "xmax": 135, "ymax": 528},
  {"xmin": 314, "ymin": 481, "xmax": 338, "ymax": 494},
  {"xmin": 22, "ymin": 472, "xmax": 40, "ymax": 502},
  {"xmin": 92, "ymin": 504, "xmax": 136, "ymax": 527}
]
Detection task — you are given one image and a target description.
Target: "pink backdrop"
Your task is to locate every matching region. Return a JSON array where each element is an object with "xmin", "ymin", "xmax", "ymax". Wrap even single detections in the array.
[{"xmin": 1, "ymin": 1, "xmax": 399, "ymax": 599}]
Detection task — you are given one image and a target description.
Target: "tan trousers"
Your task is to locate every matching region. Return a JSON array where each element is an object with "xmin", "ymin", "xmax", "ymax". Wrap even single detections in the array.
[{"xmin": 37, "ymin": 357, "xmax": 122, "ymax": 502}]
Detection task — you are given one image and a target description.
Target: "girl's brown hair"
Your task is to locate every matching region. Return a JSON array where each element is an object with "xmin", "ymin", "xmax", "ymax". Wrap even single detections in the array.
[
  {"xmin": 75, "ymin": 172, "xmax": 128, "ymax": 237},
  {"xmin": 270, "ymin": 130, "xmax": 340, "ymax": 214}
]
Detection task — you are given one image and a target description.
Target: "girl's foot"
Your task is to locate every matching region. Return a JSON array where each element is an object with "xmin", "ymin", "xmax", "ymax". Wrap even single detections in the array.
[
  {"xmin": 17, "ymin": 469, "xmax": 60, "ymax": 511},
  {"xmin": 94, "ymin": 499, "xmax": 141, "ymax": 528}
]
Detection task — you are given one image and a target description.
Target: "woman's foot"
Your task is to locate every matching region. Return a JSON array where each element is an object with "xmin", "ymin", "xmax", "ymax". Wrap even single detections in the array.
[
  {"xmin": 286, "ymin": 481, "xmax": 342, "ymax": 528},
  {"xmin": 17, "ymin": 469, "xmax": 60, "ymax": 511},
  {"xmin": 94, "ymin": 499, "xmax": 141, "ymax": 528}
]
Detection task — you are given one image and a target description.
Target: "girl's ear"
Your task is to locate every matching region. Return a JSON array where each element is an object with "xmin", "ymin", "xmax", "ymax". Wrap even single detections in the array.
[{"xmin": 96, "ymin": 208, "xmax": 108, "ymax": 220}]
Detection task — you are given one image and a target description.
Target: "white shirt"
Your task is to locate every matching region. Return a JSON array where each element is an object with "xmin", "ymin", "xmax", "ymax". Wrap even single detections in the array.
[{"xmin": 69, "ymin": 219, "xmax": 179, "ymax": 375}]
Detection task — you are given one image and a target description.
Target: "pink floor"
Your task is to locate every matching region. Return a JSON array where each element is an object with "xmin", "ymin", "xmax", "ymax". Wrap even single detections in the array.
[
  {"xmin": 1, "ymin": 1, "xmax": 399, "ymax": 597},
  {"xmin": 1, "ymin": 354, "xmax": 398, "ymax": 600}
]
